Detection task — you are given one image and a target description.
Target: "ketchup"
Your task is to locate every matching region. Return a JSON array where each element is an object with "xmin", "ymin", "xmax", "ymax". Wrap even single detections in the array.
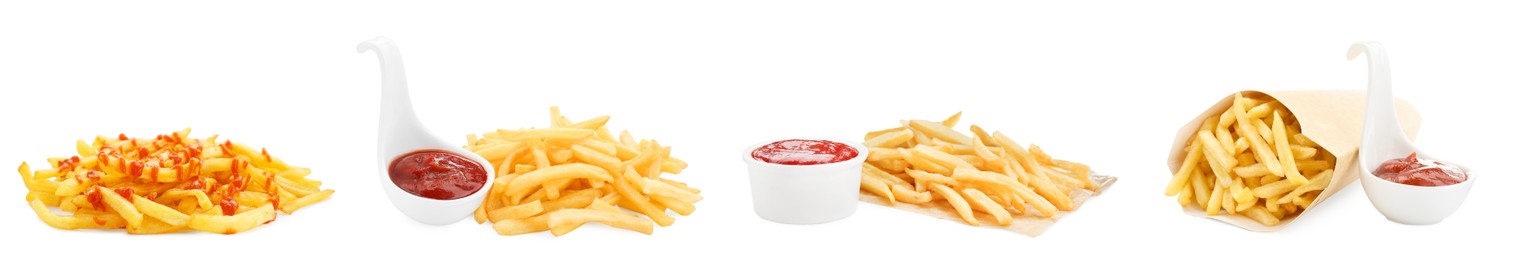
[
  {"xmin": 751, "ymin": 139, "xmax": 859, "ymax": 165},
  {"xmin": 1374, "ymin": 153, "xmax": 1467, "ymax": 187},
  {"xmin": 389, "ymin": 150, "xmax": 487, "ymax": 200}
]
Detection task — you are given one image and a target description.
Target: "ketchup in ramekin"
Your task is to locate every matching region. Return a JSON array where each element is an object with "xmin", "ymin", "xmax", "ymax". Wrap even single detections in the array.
[
  {"xmin": 751, "ymin": 139, "xmax": 859, "ymax": 165},
  {"xmin": 388, "ymin": 150, "xmax": 488, "ymax": 200},
  {"xmin": 1374, "ymin": 152, "xmax": 1468, "ymax": 187}
]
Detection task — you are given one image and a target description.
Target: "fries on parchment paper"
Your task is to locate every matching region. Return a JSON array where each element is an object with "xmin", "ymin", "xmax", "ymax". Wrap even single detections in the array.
[
  {"xmin": 18, "ymin": 129, "xmax": 333, "ymax": 234},
  {"xmin": 466, "ymin": 107, "xmax": 698, "ymax": 236},
  {"xmin": 859, "ymin": 112, "xmax": 1112, "ymax": 235}
]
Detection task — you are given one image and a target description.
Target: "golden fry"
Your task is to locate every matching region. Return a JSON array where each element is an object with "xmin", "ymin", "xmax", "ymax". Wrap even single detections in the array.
[
  {"xmin": 1165, "ymin": 140, "xmax": 1202, "ymax": 195},
  {"xmin": 505, "ymin": 163, "xmax": 612, "ymax": 203},
  {"xmin": 489, "ymin": 201, "xmax": 545, "ymax": 222},
  {"xmin": 1271, "ymin": 113, "xmax": 1309, "ymax": 185},
  {"xmin": 548, "ymin": 208, "xmax": 654, "ymax": 236},
  {"xmin": 962, "ymin": 188, "xmax": 1012, "ymax": 226},
  {"xmin": 860, "ymin": 175, "xmax": 894, "ymax": 204},
  {"xmin": 494, "ymin": 128, "xmax": 595, "ymax": 142},
  {"xmin": 929, "ymin": 183, "xmax": 978, "ymax": 225},
  {"xmin": 866, "ymin": 129, "xmax": 914, "ymax": 148},
  {"xmin": 187, "ymin": 204, "xmax": 276, "ymax": 235},
  {"xmin": 133, "ymin": 194, "xmax": 190, "ymax": 227}
]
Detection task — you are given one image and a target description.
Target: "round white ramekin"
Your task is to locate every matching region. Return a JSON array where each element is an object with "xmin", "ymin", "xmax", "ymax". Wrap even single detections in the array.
[{"xmin": 742, "ymin": 138, "xmax": 868, "ymax": 225}]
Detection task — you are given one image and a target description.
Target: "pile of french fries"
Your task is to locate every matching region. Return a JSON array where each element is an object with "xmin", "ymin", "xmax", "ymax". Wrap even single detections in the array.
[
  {"xmin": 17, "ymin": 129, "xmax": 333, "ymax": 234},
  {"xmin": 467, "ymin": 107, "xmax": 698, "ymax": 236},
  {"xmin": 1164, "ymin": 93, "xmax": 1335, "ymax": 226},
  {"xmin": 859, "ymin": 113, "xmax": 1098, "ymax": 226}
]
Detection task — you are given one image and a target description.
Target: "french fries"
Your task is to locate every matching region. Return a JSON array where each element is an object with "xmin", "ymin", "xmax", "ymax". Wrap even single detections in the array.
[
  {"xmin": 1164, "ymin": 94, "xmax": 1335, "ymax": 226},
  {"xmin": 16, "ymin": 129, "xmax": 332, "ymax": 234},
  {"xmin": 860, "ymin": 112, "xmax": 1100, "ymax": 226},
  {"xmin": 472, "ymin": 107, "xmax": 699, "ymax": 236}
]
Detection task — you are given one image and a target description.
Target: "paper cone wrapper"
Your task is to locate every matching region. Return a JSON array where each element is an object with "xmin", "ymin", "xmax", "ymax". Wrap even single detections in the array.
[{"xmin": 1167, "ymin": 90, "xmax": 1420, "ymax": 231}]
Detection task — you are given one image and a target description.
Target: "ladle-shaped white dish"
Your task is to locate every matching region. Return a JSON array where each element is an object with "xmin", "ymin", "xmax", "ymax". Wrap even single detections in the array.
[
  {"xmin": 358, "ymin": 36, "xmax": 495, "ymax": 225},
  {"xmin": 1352, "ymin": 41, "xmax": 1474, "ymax": 225}
]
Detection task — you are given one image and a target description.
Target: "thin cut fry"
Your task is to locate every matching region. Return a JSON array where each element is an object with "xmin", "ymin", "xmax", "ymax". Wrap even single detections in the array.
[{"xmin": 928, "ymin": 183, "xmax": 978, "ymax": 225}]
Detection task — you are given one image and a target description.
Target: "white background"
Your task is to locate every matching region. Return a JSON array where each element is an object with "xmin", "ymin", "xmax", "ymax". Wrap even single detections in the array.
[{"xmin": 2, "ymin": 1, "xmax": 1522, "ymax": 259}]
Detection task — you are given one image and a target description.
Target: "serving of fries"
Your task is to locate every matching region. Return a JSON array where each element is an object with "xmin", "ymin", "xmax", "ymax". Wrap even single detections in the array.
[
  {"xmin": 467, "ymin": 107, "xmax": 698, "ymax": 236},
  {"xmin": 17, "ymin": 129, "xmax": 333, "ymax": 234},
  {"xmin": 859, "ymin": 112, "xmax": 1101, "ymax": 226},
  {"xmin": 1164, "ymin": 93, "xmax": 1336, "ymax": 226}
]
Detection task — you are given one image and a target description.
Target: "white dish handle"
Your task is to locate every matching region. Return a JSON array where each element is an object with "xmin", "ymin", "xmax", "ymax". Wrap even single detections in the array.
[
  {"xmin": 358, "ymin": 37, "xmax": 424, "ymax": 150},
  {"xmin": 1350, "ymin": 41, "xmax": 1415, "ymax": 169}
]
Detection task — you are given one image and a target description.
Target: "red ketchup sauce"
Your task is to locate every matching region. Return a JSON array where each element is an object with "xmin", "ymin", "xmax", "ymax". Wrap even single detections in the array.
[
  {"xmin": 389, "ymin": 150, "xmax": 488, "ymax": 200},
  {"xmin": 751, "ymin": 139, "xmax": 859, "ymax": 165},
  {"xmin": 1373, "ymin": 153, "xmax": 1467, "ymax": 187}
]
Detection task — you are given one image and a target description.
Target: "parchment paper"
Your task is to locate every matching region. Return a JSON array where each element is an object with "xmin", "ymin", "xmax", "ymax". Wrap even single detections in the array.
[{"xmin": 859, "ymin": 174, "xmax": 1115, "ymax": 237}]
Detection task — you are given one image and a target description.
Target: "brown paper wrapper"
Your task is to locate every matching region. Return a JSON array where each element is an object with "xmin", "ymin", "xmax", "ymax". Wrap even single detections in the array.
[
  {"xmin": 859, "ymin": 174, "xmax": 1115, "ymax": 236},
  {"xmin": 1167, "ymin": 90, "xmax": 1421, "ymax": 231}
]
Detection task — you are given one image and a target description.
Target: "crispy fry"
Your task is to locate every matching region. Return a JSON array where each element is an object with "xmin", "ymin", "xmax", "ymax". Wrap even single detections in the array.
[
  {"xmin": 97, "ymin": 186, "xmax": 144, "ymax": 228},
  {"xmin": 1233, "ymin": 164, "xmax": 1270, "ymax": 178},
  {"xmin": 1197, "ymin": 130, "xmax": 1235, "ymax": 186},
  {"xmin": 651, "ymin": 196, "xmax": 696, "ymax": 216},
  {"xmin": 30, "ymin": 199, "xmax": 124, "ymax": 230},
  {"xmin": 1277, "ymin": 169, "xmax": 1333, "ymax": 204},
  {"xmin": 1271, "ymin": 113, "xmax": 1309, "ymax": 185},
  {"xmin": 641, "ymin": 178, "xmax": 702, "ymax": 203},
  {"xmin": 906, "ymin": 169, "xmax": 958, "ymax": 187},
  {"xmin": 940, "ymin": 112, "xmax": 963, "ymax": 128},
  {"xmin": 494, "ymin": 128, "xmax": 595, "ymax": 142},
  {"xmin": 1176, "ymin": 185, "xmax": 1195, "ymax": 207},
  {"xmin": 1243, "ymin": 206, "xmax": 1281, "ymax": 226},
  {"xmin": 929, "ymin": 183, "xmax": 978, "ymax": 225},
  {"xmin": 493, "ymin": 214, "xmax": 551, "ymax": 235},
  {"xmin": 860, "ymin": 175, "xmax": 894, "ymax": 204},
  {"xmin": 1206, "ymin": 184, "xmax": 1225, "ymax": 216},
  {"xmin": 187, "ymin": 204, "xmax": 276, "ymax": 235},
  {"xmin": 868, "ymin": 148, "xmax": 903, "ymax": 162},
  {"xmin": 865, "ymin": 129, "xmax": 914, "ymax": 148},
  {"xmin": 1190, "ymin": 167, "xmax": 1210, "ymax": 208},
  {"xmin": 962, "ymin": 188, "xmax": 1012, "ymax": 226},
  {"xmin": 489, "ymin": 201, "xmax": 545, "ymax": 222},
  {"xmin": 505, "ymin": 163, "xmax": 612, "ymax": 203},
  {"xmin": 908, "ymin": 120, "xmax": 972, "ymax": 146},
  {"xmin": 281, "ymin": 189, "xmax": 333, "ymax": 214},
  {"xmin": 865, "ymin": 126, "xmax": 907, "ymax": 141},
  {"xmin": 548, "ymin": 207, "xmax": 654, "ymax": 236},
  {"xmin": 1166, "ymin": 140, "xmax": 1203, "ymax": 195},
  {"xmin": 133, "ymin": 194, "xmax": 189, "ymax": 227},
  {"xmin": 128, "ymin": 217, "xmax": 187, "ymax": 234}
]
